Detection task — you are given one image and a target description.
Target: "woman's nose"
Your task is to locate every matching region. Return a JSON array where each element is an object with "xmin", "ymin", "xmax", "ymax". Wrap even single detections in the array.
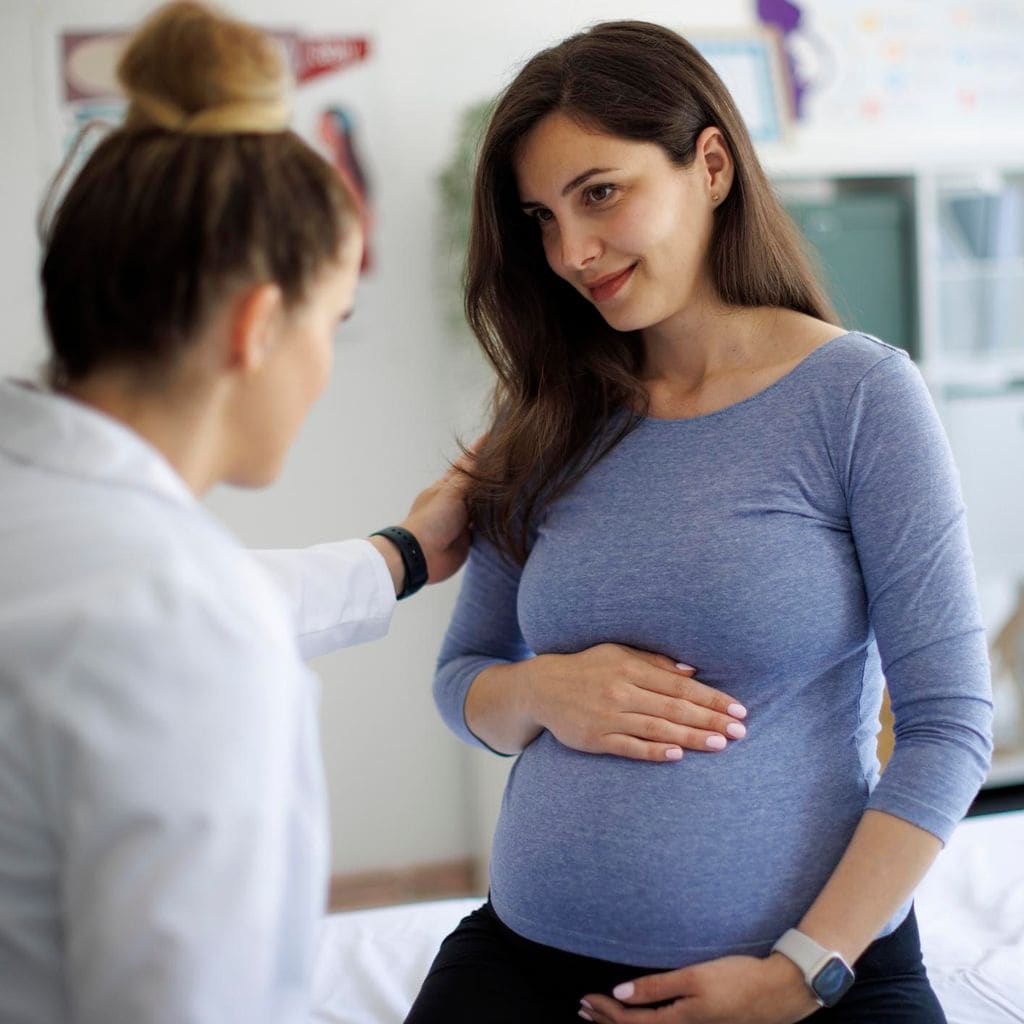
[{"xmin": 552, "ymin": 219, "xmax": 601, "ymax": 272}]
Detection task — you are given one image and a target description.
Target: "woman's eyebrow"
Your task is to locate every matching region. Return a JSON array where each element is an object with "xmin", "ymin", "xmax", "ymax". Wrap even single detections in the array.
[
  {"xmin": 519, "ymin": 167, "xmax": 619, "ymax": 208},
  {"xmin": 559, "ymin": 167, "xmax": 617, "ymax": 196}
]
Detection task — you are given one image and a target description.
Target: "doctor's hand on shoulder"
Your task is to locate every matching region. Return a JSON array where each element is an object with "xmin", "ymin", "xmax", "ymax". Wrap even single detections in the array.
[{"xmin": 369, "ymin": 442, "xmax": 478, "ymax": 599}]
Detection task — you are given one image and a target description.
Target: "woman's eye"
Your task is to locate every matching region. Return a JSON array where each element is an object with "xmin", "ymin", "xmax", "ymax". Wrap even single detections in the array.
[
  {"xmin": 585, "ymin": 184, "xmax": 616, "ymax": 204},
  {"xmin": 530, "ymin": 208, "xmax": 554, "ymax": 224}
]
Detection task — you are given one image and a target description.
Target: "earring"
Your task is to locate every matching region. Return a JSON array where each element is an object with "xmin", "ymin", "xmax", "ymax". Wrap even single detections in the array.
[{"xmin": 711, "ymin": 193, "xmax": 720, "ymax": 203}]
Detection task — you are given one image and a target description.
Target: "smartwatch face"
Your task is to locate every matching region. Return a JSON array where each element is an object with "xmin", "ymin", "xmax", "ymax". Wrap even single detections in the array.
[{"xmin": 812, "ymin": 957, "xmax": 855, "ymax": 1007}]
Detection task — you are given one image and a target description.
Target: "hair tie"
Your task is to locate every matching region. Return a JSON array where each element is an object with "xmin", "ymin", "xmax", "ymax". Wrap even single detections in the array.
[{"xmin": 126, "ymin": 91, "xmax": 291, "ymax": 135}]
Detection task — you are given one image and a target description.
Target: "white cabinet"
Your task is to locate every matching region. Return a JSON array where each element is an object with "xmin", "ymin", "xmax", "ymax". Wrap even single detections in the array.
[
  {"xmin": 944, "ymin": 389, "xmax": 1024, "ymax": 783},
  {"xmin": 934, "ymin": 176, "xmax": 1024, "ymax": 359},
  {"xmin": 944, "ymin": 389, "xmax": 1024, "ymax": 581}
]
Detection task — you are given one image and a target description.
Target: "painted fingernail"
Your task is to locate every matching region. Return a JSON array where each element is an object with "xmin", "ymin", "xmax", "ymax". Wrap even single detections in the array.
[
  {"xmin": 705, "ymin": 734, "xmax": 727, "ymax": 750},
  {"xmin": 613, "ymin": 982, "xmax": 635, "ymax": 1000},
  {"xmin": 727, "ymin": 702, "xmax": 748, "ymax": 719},
  {"xmin": 665, "ymin": 746, "xmax": 684, "ymax": 761},
  {"xmin": 675, "ymin": 662, "xmax": 695, "ymax": 672},
  {"xmin": 581, "ymin": 1000, "xmax": 594, "ymax": 1010},
  {"xmin": 578, "ymin": 1012, "xmax": 594, "ymax": 1022},
  {"xmin": 726, "ymin": 722, "xmax": 747, "ymax": 739}
]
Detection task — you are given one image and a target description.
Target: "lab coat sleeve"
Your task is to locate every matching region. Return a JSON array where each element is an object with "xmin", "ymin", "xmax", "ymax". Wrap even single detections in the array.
[
  {"xmin": 252, "ymin": 539, "xmax": 396, "ymax": 659},
  {"xmin": 52, "ymin": 565, "xmax": 324, "ymax": 1024}
]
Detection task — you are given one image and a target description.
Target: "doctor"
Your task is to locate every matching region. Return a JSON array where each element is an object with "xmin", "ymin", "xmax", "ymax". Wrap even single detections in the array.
[{"xmin": 0, "ymin": 3, "xmax": 468, "ymax": 1022}]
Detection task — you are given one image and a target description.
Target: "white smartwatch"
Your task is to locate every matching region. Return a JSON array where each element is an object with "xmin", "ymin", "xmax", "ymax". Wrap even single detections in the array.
[{"xmin": 771, "ymin": 928, "xmax": 855, "ymax": 1008}]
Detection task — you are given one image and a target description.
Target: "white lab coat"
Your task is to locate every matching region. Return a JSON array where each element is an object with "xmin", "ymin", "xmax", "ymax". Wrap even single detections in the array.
[{"xmin": 0, "ymin": 380, "xmax": 396, "ymax": 1024}]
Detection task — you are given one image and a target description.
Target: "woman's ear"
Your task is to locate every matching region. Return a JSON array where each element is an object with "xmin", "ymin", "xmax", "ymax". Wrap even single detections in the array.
[
  {"xmin": 226, "ymin": 282, "xmax": 284, "ymax": 374},
  {"xmin": 695, "ymin": 125, "xmax": 734, "ymax": 204}
]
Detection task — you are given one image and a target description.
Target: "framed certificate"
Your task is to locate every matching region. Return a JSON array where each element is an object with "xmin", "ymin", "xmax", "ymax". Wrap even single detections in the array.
[{"xmin": 691, "ymin": 29, "xmax": 792, "ymax": 144}]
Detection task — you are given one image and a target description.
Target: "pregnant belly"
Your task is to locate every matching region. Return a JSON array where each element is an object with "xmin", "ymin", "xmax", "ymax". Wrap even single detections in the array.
[{"xmin": 489, "ymin": 729, "xmax": 869, "ymax": 968}]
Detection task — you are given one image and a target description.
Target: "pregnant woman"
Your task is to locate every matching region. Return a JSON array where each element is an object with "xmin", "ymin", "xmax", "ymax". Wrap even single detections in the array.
[{"xmin": 406, "ymin": 20, "xmax": 993, "ymax": 1024}]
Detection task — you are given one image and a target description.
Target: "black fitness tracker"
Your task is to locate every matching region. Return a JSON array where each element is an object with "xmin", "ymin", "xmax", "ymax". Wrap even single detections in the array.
[
  {"xmin": 370, "ymin": 526, "xmax": 428, "ymax": 600},
  {"xmin": 771, "ymin": 928, "xmax": 855, "ymax": 1008}
]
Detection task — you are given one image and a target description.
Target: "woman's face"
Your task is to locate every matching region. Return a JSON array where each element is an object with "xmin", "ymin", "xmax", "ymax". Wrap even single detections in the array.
[{"xmin": 514, "ymin": 111, "xmax": 718, "ymax": 335}]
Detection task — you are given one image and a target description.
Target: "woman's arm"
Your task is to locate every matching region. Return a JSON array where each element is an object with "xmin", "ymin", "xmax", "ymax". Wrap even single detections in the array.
[
  {"xmin": 792, "ymin": 809, "xmax": 940, "ymax": 964},
  {"xmin": 436, "ymin": 536, "xmax": 748, "ymax": 763}
]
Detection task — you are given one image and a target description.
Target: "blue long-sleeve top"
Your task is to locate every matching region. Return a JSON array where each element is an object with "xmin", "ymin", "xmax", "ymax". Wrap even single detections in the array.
[{"xmin": 434, "ymin": 333, "xmax": 993, "ymax": 968}]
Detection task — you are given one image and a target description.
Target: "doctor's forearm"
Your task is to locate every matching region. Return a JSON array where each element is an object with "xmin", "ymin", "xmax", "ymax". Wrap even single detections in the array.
[{"xmin": 793, "ymin": 808, "xmax": 942, "ymax": 965}]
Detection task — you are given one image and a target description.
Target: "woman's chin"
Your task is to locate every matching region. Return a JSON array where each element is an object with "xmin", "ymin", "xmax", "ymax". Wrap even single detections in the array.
[{"xmin": 597, "ymin": 305, "xmax": 655, "ymax": 334}]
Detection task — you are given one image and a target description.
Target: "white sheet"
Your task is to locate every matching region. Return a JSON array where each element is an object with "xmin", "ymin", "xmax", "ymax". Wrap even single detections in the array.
[
  {"xmin": 311, "ymin": 810, "xmax": 1024, "ymax": 1023},
  {"xmin": 917, "ymin": 810, "xmax": 1024, "ymax": 1023}
]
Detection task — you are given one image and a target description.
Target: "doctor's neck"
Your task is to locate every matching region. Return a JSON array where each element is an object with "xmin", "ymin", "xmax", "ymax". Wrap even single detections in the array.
[{"xmin": 62, "ymin": 358, "xmax": 235, "ymax": 498}]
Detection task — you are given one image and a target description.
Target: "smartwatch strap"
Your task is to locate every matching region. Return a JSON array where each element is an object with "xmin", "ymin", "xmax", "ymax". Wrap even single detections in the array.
[
  {"xmin": 772, "ymin": 928, "xmax": 854, "ymax": 1007},
  {"xmin": 772, "ymin": 928, "xmax": 831, "ymax": 978},
  {"xmin": 371, "ymin": 526, "xmax": 428, "ymax": 600}
]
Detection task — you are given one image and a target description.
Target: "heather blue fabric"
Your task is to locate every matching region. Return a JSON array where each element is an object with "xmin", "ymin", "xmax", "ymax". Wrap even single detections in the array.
[{"xmin": 434, "ymin": 333, "xmax": 993, "ymax": 968}]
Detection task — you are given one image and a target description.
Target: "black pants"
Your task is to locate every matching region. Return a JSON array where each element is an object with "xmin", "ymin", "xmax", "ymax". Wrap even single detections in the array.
[{"xmin": 404, "ymin": 901, "xmax": 946, "ymax": 1024}]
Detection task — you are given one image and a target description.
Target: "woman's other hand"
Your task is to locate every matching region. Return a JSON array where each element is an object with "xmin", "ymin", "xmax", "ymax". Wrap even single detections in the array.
[
  {"xmin": 524, "ymin": 643, "xmax": 748, "ymax": 762},
  {"xmin": 579, "ymin": 954, "xmax": 818, "ymax": 1023}
]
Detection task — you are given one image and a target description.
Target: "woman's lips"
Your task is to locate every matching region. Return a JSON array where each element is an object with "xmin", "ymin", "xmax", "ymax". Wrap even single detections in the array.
[{"xmin": 586, "ymin": 263, "xmax": 637, "ymax": 303}]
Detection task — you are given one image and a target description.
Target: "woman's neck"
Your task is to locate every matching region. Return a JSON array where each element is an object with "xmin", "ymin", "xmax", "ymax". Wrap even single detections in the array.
[
  {"xmin": 640, "ymin": 299, "xmax": 777, "ymax": 389},
  {"xmin": 637, "ymin": 304, "xmax": 845, "ymax": 420}
]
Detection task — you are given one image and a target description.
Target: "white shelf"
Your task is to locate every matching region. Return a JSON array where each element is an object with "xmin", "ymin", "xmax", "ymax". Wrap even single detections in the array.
[
  {"xmin": 936, "ymin": 259, "xmax": 1024, "ymax": 282},
  {"xmin": 926, "ymin": 357, "xmax": 1024, "ymax": 392},
  {"xmin": 758, "ymin": 131, "xmax": 1024, "ymax": 180}
]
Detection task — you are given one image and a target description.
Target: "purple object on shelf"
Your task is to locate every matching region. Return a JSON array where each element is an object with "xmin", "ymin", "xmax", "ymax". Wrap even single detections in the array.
[{"xmin": 758, "ymin": 0, "xmax": 805, "ymax": 118}]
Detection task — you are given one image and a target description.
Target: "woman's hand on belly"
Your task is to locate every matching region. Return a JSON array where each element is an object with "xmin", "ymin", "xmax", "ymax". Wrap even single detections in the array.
[
  {"xmin": 526, "ymin": 643, "xmax": 748, "ymax": 762},
  {"xmin": 580, "ymin": 953, "xmax": 817, "ymax": 1023}
]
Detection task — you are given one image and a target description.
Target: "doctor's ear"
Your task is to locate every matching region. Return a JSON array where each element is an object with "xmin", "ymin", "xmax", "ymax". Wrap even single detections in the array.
[{"xmin": 225, "ymin": 282, "xmax": 285, "ymax": 374}]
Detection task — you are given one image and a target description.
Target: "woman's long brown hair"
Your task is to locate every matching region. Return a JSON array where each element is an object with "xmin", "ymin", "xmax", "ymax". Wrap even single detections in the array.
[{"xmin": 464, "ymin": 20, "xmax": 836, "ymax": 564}]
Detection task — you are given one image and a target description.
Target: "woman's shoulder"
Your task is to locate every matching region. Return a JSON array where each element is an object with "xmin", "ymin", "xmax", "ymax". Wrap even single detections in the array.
[
  {"xmin": 784, "ymin": 327, "xmax": 940, "ymax": 458},
  {"xmin": 815, "ymin": 331, "xmax": 909, "ymax": 373},
  {"xmin": 767, "ymin": 310, "xmax": 914, "ymax": 390},
  {"xmin": 770, "ymin": 309, "xmax": 901, "ymax": 365},
  {"xmin": 812, "ymin": 333, "xmax": 926, "ymax": 410},
  {"xmin": 733, "ymin": 312, "xmax": 916, "ymax": 423}
]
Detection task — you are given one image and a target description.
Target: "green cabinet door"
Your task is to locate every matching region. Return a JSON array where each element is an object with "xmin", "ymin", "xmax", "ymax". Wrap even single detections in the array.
[{"xmin": 785, "ymin": 192, "xmax": 917, "ymax": 359}]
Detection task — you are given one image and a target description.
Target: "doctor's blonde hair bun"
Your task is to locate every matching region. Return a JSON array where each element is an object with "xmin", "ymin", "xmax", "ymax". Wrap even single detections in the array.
[
  {"xmin": 40, "ymin": 1, "xmax": 359, "ymax": 386},
  {"xmin": 118, "ymin": 1, "xmax": 291, "ymax": 135}
]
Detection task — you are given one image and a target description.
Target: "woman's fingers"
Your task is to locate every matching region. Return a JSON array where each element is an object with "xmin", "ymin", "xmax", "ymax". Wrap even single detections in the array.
[
  {"xmin": 632, "ymin": 661, "xmax": 748, "ymax": 722},
  {"xmin": 614, "ymin": 712, "xmax": 740, "ymax": 752},
  {"xmin": 601, "ymin": 735, "xmax": 688, "ymax": 763},
  {"xmin": 623, "ymin": 689, "xmax": 745, "ymax": 737},
  {"xmin": 592, "ymin": 708, "xmax": 742, "ymax": 760}
]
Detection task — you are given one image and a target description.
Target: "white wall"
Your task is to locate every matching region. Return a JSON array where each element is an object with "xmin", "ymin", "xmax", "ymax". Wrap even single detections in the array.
[
  {"xmin": 0, "ymin": 1, "xmax": 48, "ymax": 379},
  {"xmin": 0, "ymin": 0, "xmax": 751, "ymax": 874}
]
